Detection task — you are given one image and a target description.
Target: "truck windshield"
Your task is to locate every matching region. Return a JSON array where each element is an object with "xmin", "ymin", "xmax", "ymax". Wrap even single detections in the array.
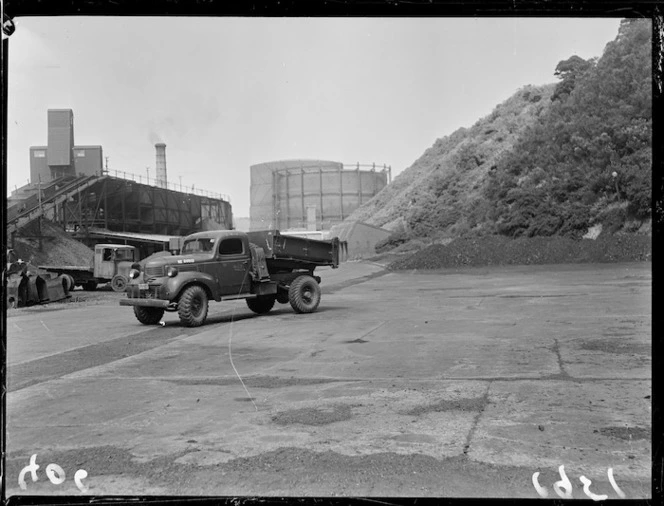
[
  {"xmin": 115, "ymin": 249, "xmax": 134, "ymax": 261},
  {"xmin": 182, "ymin": 238, "xmax": 215, "ymax": 254}
]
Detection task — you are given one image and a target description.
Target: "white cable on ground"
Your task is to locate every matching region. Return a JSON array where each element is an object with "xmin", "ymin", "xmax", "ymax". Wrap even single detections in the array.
[{"xmin": 227, "ymin": 272, "xmax": 258, "ymax": 411}]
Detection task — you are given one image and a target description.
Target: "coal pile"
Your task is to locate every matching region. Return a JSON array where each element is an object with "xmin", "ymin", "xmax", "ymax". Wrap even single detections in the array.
[
  {"xmin": 388, "ymin": 235, "xmax": 652, "ymax": 270},
  {"xmin": 10, "ymin": 220, "xmax": 94, "ymax": 268}
]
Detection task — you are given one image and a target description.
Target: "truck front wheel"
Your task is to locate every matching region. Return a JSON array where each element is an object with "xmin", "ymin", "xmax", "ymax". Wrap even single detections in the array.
[
  {"xmin": 289, "ymin": 275, "xmax": 321, "ymax": 314},
  {"xmin": 111, "ymin": 275, "xmax": 128, "ymax": 292},
  {"xmin": 133, "ymin": 306, "xmax": 164, "ymax": 325},
  {"xmin": 178, "ymin": 285, "xmax": 209, "ymax": 327},
  {"xmin": 246, "ymin": 295, "xmax": 276, "ymax": 314}
]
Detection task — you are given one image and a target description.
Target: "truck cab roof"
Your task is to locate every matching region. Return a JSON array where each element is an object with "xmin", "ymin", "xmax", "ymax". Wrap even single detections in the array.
[
  {"xmin": 95, "ymin": 244, "xmax": 136, "ymax": 250},
  {"xmin": 184, "ymin": 230, "xmax": 249, "ymax": 241}
]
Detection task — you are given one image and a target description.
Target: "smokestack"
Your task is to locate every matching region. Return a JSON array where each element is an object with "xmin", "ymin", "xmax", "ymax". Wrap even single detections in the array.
[{"xmin": 155, "ymin": 143, "xmax": 167, "ymax": 188}]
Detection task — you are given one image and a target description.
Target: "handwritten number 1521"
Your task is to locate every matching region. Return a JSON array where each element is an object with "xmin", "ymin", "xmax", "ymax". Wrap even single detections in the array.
[{"xmin": 532, "ymin": 465, "xmax": 625, "ymax": 500}]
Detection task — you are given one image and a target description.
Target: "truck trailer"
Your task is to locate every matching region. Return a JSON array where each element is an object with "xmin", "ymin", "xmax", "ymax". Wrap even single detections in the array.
[{"xmin": 119, "ymin": 230, "xmax": 340, "ymax": 327}]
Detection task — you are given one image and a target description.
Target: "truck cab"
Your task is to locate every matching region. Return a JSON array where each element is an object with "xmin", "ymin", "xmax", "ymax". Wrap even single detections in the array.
[
  {"xmin": 179, "ymin": 232, "xmax": 253, "ymax": 296},
  {"xmin": 93, "ymin": 244, "xmax": 137, "ymax": 291}
]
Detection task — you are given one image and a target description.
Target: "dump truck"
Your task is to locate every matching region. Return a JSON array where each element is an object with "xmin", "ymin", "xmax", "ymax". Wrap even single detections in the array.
[
  {"xmin": 119, "ymin": 230, "xmax": 340, "ymax": 327},
  {"xmin": 39, "ymin": 244, "xmax": 138, "ymax": 292}
]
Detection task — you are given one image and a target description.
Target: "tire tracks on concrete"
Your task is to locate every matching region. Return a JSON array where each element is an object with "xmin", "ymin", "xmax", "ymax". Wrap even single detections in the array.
[
  {"xmin": 322, "ymin": 268, "xmax": 390, "ymax": 294},
  {"xmin": 8, "ymin": 326, "xmax": 189, "ymax": 392}
]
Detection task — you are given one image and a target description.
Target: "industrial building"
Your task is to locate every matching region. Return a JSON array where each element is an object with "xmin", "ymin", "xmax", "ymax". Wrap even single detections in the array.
[
  {"xmin": 9, "ymin": 109, "xmax": 233, "ymax": 256},
  {"xmin": 29, "ymin": 110, "xmax": 104, "ymax": 183},
  {"xmin": 250, "ymin": 159, "xmax": 390, "ymax": 232}
]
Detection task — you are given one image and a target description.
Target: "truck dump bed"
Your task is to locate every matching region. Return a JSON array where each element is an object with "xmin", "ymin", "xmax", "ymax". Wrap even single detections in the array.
[{"xmin": 247, "ymin": 230, "xmax": 339, "ymax": 271}]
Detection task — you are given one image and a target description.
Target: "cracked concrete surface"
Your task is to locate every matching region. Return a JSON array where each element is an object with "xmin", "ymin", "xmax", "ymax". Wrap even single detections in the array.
[{"xmin": 5, "ymin": 261, "xmax": 651, "ymax": 498}]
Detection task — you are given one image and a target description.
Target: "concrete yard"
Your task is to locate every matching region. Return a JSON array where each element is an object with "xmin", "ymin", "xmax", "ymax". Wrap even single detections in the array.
[{"xmin": 5, "ymin": 261, "xmax": 651, "ymax": 498}]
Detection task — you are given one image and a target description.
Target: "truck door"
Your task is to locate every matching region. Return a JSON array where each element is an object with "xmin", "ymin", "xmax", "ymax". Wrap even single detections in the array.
[
  {"xmin": 95, "ymin": 247, "xmax": 116, "ymax": 280},
  {"xmin": 216, "ymin": 237, "xmax": 251, "ymax": 295}
]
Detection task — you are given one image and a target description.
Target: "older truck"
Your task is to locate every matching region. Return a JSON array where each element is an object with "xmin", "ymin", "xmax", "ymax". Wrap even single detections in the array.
[
  {"xmin": 119, "ymin": 230, "xmax": 340, "ymax": 327},
  {"xmin": 40, "ymin": 244, "xmax": 138, "ymax": 292}
]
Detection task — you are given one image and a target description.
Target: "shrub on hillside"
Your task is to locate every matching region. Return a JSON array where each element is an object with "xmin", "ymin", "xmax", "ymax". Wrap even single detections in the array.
[{"xmin": 375, "ymin": 230, "xmax": 411, "ymax": 253}]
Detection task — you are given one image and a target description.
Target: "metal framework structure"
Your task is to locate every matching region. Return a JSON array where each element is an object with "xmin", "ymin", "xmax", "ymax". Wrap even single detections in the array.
[
  {"xmin": 270, "ymin": 163, "xmax": 390, "ymax": 231},
  {"xmin": 250, "ymin": 160, "xmax": 390, "ymax": 232},
  {"xmin": 8, "ymin": 175, "xmax": 233, "ymax": 251},
  {"xmin": 58, "ymin": 177, "xmax": 233, "ymax": 235}
]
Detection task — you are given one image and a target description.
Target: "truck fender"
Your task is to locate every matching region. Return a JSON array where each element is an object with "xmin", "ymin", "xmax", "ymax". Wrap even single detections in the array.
[{"xmin": 168, "ymin": 271, "xmax": 221, "ymax": 302}]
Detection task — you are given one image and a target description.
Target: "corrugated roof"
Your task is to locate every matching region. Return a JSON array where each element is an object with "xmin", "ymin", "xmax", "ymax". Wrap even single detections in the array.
[{"xmin": 85, "ymin": 228, "xmax": 179, "ymax": 244}]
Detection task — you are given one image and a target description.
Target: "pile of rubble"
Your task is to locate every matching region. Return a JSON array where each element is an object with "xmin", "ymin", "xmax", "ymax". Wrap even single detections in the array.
[{"xmin": 388, "ymin": 235, "xmax": 652, "ymax": 270}]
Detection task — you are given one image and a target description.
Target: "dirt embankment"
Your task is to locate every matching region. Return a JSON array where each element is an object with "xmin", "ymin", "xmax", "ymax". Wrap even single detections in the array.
[
  {"xmin": 9, "ymin": 220, "xmax": 94, "ymax": 269},
  {"xmin": 388, "ymin": 235, "xmax": 651, "ymax": 270}
]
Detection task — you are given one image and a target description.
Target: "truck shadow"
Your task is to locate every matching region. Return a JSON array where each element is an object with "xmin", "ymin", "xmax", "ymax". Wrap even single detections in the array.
[{"xmin": 202, "ymin": 306, "xmax": 343, "ymax": 326}]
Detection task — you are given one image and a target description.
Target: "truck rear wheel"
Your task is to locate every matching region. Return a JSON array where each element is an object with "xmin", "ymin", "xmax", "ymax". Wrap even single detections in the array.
[
  {"xmin": 289, "ymin": 275, "xmax": 321, "ymax": 314},
  {"xmin": 133, "ymin": 306, "xmax": 164, "ymax": 325},
  {"xmin": 246, "ymin": 295, "xmax": 276, "ymax": 314},
  {"xmin": 178, "ymin": 285, "xmax": 209, "ymax": 327}
]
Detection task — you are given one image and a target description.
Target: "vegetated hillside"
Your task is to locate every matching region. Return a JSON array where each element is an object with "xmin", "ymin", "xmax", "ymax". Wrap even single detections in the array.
[
  {"xmin": 482, "ymin": 18, "xmax": 651, "ymax": 239},
  {"xmin": 350, "ymin": 18, "xmax": 652, "ymax": 246},
  {"xmin": 347, "ymin": 82, "xmax": 555, "ymax": 234}
]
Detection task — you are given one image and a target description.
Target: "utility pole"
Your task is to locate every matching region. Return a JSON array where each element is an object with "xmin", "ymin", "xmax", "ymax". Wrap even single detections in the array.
[
  {"xmin": 38, "ymin": 175, "xmax": 43, "ymax": 251},
  {"xmin": 146, "ymin": 167, "xmax": 150, "ymax": 185},
  {"xmin": 104, "ymin": 156, "xmax": 109, "ymax": 175}
]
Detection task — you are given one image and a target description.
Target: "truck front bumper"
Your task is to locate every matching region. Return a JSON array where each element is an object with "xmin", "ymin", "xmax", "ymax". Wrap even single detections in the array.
[{"xmin": 120, "ymin": 298, "xmax": 170, "ymax": 309}]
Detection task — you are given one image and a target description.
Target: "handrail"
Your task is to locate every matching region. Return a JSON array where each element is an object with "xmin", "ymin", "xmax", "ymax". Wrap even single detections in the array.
[
  {"xmin": 271, "ymin": 162, "xmax": 392, "ymax": 183},
  {"xmin": 342, "ymin": 163, "xmax": 391, "ymax": 172},
  {"xmin": 7, "ymin": 175, "xmax": 101, "ymax": 234},
  {"xmin": 8, "ymin": 175, "xmax": 94, "ymax": 223},
  {"xmin": 103, "ymin": 169, "xmax": 231, "ymax": 203}
]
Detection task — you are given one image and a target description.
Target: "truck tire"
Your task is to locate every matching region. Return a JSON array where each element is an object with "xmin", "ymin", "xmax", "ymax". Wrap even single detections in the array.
[
  {"xmin": 61, "ymin": 274, "xmax": 75, "ymax": 293},
  {"xmin": 178, "ymin": 285, "xmax": 209, "ymax": 327},
  {"xmin": 111, "ymin": 275, "xmax": 128, "ymax": 292},
  {"xmin": 246, "ymin": 295, "xmax": 276, "ymax": 314},
  {"xmin": 289, "ymin": 275, "xmax": 321, "ymax": 314},
  {"xmin": 133, "ymin": 306, "xmax": 164, "ymax": 325},
  {"xmin": 84, "ymin": 280, "xmax": 97, "ymax": 291}
]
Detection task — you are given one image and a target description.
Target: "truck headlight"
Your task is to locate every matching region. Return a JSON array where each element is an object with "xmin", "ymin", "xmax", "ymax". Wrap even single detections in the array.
[
  {"xmin": 129, "ymin": 269, "xmax": 140, "ymax": 279},
  {"xmin": 166, "ymin": 266, "xmax": 178, "ymax": 277}
]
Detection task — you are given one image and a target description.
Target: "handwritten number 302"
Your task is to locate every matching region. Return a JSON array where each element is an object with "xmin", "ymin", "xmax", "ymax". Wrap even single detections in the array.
[{"xmin": 532, "ymin": 465, "xmax": 625, "ymax": 500}]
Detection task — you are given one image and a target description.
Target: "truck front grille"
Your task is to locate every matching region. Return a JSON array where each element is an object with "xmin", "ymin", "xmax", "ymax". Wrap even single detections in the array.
[{"xmin": 145, "ymin": 266, "xmax": 164, "ymax": 277}]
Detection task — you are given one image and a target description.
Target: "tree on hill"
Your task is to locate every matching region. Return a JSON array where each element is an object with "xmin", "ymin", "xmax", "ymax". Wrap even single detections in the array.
[
  {"xmin": 551, "ymin": 55, "xmax": 595, "ymax": 101},
  {"xmin": 483, "ymin": 18, "xmax": 651, "ymax": 238}
]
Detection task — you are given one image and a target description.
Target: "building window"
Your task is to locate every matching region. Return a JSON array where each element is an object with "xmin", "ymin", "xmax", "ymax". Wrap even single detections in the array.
[{"xmin": 33, "ymin": 151, "xmax": 46, "ymax": 158}]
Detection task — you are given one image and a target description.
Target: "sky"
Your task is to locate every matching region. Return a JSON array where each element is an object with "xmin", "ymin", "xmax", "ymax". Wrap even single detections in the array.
[{"xmin": 6, "ymin": 16, "xmax": 622, "ymax": 217}]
